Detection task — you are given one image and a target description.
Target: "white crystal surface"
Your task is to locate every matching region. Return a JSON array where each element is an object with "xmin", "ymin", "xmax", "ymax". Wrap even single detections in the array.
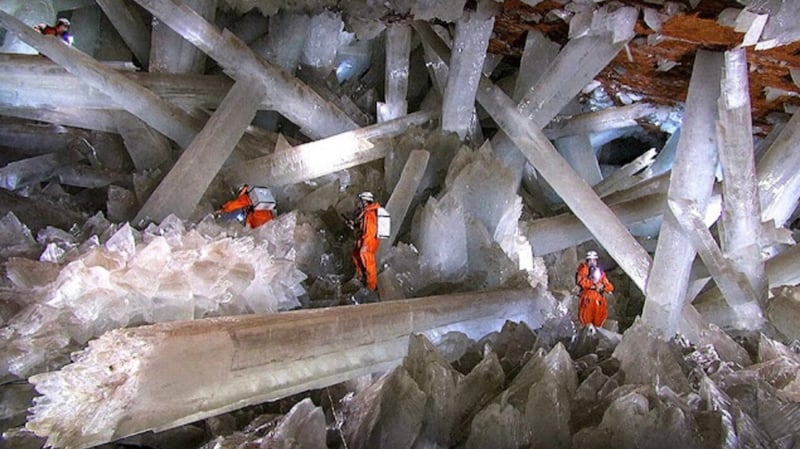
[{"xmin": 1, "ymin": 213, "xmax": 307, "ymax": 378}]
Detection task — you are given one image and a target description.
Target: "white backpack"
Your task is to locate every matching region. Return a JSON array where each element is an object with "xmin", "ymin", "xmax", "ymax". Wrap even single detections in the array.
[{"xmin": 376, "ymin": 207, "xmax": 391, "ymax": 239}]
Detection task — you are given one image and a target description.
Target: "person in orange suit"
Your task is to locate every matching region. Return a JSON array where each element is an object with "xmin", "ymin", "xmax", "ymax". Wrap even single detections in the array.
[
  {"xmin": 350, "ymin": 191, "xmax": 381, "ymax": 291},
  {"xmin": 34, "ymin": 18, "xmax": 73, "ymax": 45},
  {"xmin": 575, "ymin": 250, "xmax": 614, "ymax": 327},
  {"xmin": 217, "ymin": 185, "xmax": 274, "ymax": 229}
]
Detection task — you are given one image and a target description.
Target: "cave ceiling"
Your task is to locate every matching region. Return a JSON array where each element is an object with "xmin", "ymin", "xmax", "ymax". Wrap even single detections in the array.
[{"xmin": 489, "ymin": 0, "xmax": 800, "ymax": 134}]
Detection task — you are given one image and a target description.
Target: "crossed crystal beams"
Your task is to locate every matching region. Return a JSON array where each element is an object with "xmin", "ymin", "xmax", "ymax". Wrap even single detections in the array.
[
  {"xmin": 131, "ymin": 0, "xmax": 358, "ymax": 141},
  {"xmin": 414, "ymin": 20, "xmax": 652, "ymax": 294},
  {"xmin": 643, "ymin": 49, "xmax": 772, "ymax": 335},
  {"xmin": 0, "ymin": 14, "xmax": 273, "ymax": 163},
  {"xmin": 134, "ymin": 78, "xmax": 265, "ymax": 224}
]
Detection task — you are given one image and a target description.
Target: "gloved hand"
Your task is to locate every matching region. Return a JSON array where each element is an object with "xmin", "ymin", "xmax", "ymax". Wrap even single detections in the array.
[{"xmin": 595, "ymin": 283, "xmax": 605, "ymax": 294}]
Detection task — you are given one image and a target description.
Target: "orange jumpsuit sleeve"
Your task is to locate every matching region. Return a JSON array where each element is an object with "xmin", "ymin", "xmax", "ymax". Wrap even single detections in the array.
[
  {"xmin": 601, "ymin": 274, "xmax": 614, "ymax": 293},
  {"xmin": 575, "ymin": 263, "xmax": 594, "ymax": 290},
  {"xmin": 219, "ymin": 189, "xmax": 251, "ymax": 213}
]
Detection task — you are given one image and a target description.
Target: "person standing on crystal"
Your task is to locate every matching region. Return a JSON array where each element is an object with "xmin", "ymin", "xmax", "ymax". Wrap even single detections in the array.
[
  {"xmin": 216, "ymin": 184, "xmax": 275, "ymax": 229},
  {"xmin": 349, "ymin": 191, "xmax": 381, "ymax": 291},
  {"xmin": 34, "ymin": 18, "xmax": 74, "ymax": 45},
  {"xmin": 575, "ymin": 250, "xmax": 614, "ymax": 327}
]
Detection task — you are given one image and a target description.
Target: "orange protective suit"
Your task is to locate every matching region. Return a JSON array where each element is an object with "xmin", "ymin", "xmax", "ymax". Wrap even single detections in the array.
[
  {"xmin": 34, "ymin": 24, "xmax": 72, "ymax": 44},
  {"xmin": 218, "ymin": 186, "xmax": 274, "ymax": 229},
  {"xmin": 352, "ymin": 202, "xmax": 381, "ymax": 290},
  {"xmin": 575, "ymin": 261, "xmax": 614, "ymax": 327}
]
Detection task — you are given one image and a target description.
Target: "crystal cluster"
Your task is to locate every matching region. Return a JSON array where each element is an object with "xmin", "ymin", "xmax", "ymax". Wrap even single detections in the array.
[{"xmin": 1, "ymin": 212, "xmax": 307, "ymax": 379}]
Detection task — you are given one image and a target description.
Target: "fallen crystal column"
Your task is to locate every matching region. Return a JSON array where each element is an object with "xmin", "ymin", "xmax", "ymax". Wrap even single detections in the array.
[
  {"xmin": 641, "ymin": 50, "xmax": 724, "ymax": 337},
  {"xmin": 135, "ymin": 78, "xmax": 264, "ymax": 224},
  {"xmin": 377, "ymin": 23, "xmax": 411, "ymax": 122},
  {"xmin": 27, "ymin": 288, "xmax": 544, "ymax": 449},
  {"xmin": 377, "ymin": 149, "xmax": 430, "ymax": 263},
  {"xmin": 0, "ymin": 106, "xmax": 118, "ymax": 134},
  {"xmin": 0, "ymin": 150, "xmax": 84, "ymax": 190},
  {"xmin": 593, "ymin": 147, "xmax": 657, "ymax": 197},
  {"xmin": 0, "ymin": 55, "xmax": 233, "ymax": 112},
  {"xmin": 0, "ymin": 115, "xmax": 87, "ymax": 155},
  {"xmin": 440, "ymin": 10, "xmax": 494, "ymax": 139},
  {"xmin": 527, "ymin": 193, "xmax": 666, "ymax": 256},
  {"xmin": 132, "ymin": 0, "xmax": 358, "ymax": 140},
  {"xmin": 716, "ymin": 47, "xmax": 767, "ymax": 302},
  {"xmin": 543, "ymin": 104, "xmax": 656, "ymax": 141},
  {"xmin": 757, "ymin": 109, "xmax": 800, "ymax": 227},
  {"xmin": 225, "ymin": 111, "xmax": 434, "ymax": 188},
  {"xmin": 56, "ymin": 165, "xmax": 131, "ymax": 189},
  {"xmin": 766, "ymin": 244, "xmax": 800, "ymax": 288}
]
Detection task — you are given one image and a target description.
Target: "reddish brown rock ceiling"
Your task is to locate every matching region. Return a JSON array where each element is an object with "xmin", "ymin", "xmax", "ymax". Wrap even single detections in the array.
[{"xmin": 490, "ymin": 0, "xmax": 800, "ymax": 133}]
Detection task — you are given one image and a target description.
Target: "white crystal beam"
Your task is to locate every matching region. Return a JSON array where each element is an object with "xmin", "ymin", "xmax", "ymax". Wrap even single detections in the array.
[
  {"xmin": 593, "ymin": 147, "xmax": 657, "ymax": 197},
  {"xmin": 377, "ymin": 149, "xmax": 430, "ymax": 262},
  {"xmin": 95, "ymin": 0, "xmax": 151, "ymax": 67},
  {"xmin": 668, "ymin": 198, "xmax": 765, "ymax": 329},
  {"xmin": 716, "ymin": 47, "xmax": 767, "ymax": 301},
  {"xmin": 527, "ymin": 193, "xmax": 666, "ymax": 256},
  {"xmin": 414, "ymin": 21, "xmax": 652, "ymax": 292},
  {"xmin": 148, "ymin": 0, "xmax": 215, "ymax": 74},
  {"xmin": 225, "ymin": 111, "xmax": 434, "ymax": 188},
  {"xmin": 543, "ymin": 104, "xmax": 656, "ymax": 141},
  {"xmin": 135, "ymin": 78, "xmax": 264, "ymax": 224},
  {"xmin": 512, "ymin": 30, "xmax": 561, "ymax": 103},
  {"xmin": 132, "ymin": 0, "xmax": 358, "ymax": 140},
  {"xmin": 419, "ymin": 25, "xmax": 483, "ymax": 142},
  {"xmin": 0, "ymin": 151, "xmax": 84, "ymax": 190},
  {"xmin": 554, "ymin": 134, "xmax": 603, "ymax": 187},
  {"xmin": 113, "ymin": 112, "xmax": 173, "ymax": 171},
  {"xmin": 0, "ymin": 117, "xmax": 87, "ymax": 155},
  {"xmin": 766, "ymin": 244, "xmax": 800, "ymax": 288},
  {"xmin": 757, "ymin": 109, "xmax": 800, "ymax": 227},
  {"xmin": 0, "ymin": 106, "xmax": 118, "ymax": 134},
  {"xmin": 27, "ymin": 288, "xmax": 543, "ymax": 449},
  {"xmin": 0, "ymin": 55, "xmax": 236, "ymax": 112},
  {"xmin": 378, "ymin": 23, "xmax": 411, "ymax": 122},
  {"xmin": 491, "ymin": 31, "xmax": 627, "ymax": 174},
  {"xmin": 440, "ymin": 11, "xmax": 494, "ymax": 139},
  {"xmin": 641, "ymin": 50, "xmax": 724, "ymax": 337},
  {"xmin": 0, "ymin": 11, "xmax": 198, "ymax": 148}
]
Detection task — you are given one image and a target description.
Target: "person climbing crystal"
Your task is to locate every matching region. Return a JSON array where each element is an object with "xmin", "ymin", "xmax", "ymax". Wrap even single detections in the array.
[
  {"xmin": 575, "ymin": 250, "xmax": 614, "ymax": 327},
  {"xmin": 216, "ymin": 184, "xmax": 275, "ymax": 229},
  {"xmin": 34, "ymin": 18, "xmax": 73, "ymax": 45},
  {"xmin": 349, "ymin": 191, "xmax": 382, "ymax": 291}
]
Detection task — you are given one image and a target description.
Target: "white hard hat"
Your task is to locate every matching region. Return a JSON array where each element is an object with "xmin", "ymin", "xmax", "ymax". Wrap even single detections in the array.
[
  {"xmin": 57, "ymin": 18, "xmax": 70, "ymax": 27},
  {"xmin": 586, "ymin": 251, "xmax": 599, "ymax": 260},
  {"xmin": 358, "ymin": 191, "xmax": 374, "ymax": 202}
]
